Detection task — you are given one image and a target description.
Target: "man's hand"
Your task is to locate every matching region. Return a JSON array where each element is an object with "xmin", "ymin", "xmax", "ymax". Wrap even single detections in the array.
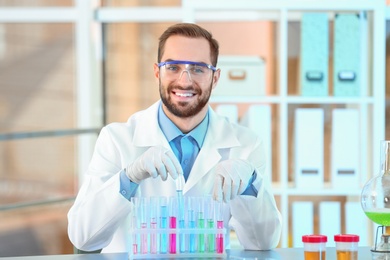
[
  {"xmin": 213, "ymin": 159, "xmax": 254, "ymax": 202},
  {"xmin": 126, "ymin": 146, "xmax": 183, "ymax": 184}
]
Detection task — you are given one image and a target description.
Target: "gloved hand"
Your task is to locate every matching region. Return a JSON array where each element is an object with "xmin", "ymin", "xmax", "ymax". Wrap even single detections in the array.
[
  {"xmin": 126, "ymin": 146, "xmax": 183, "ymax": 184},
  {"xmin": 213, "ymin": 159, "xmax": 254, "ymax": 202}
]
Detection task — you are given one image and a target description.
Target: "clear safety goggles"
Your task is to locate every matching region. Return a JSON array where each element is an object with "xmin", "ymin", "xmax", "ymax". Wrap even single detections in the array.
[{"xmin": 157, "ymin": 60, "xmax": 217, "ymax": 84}]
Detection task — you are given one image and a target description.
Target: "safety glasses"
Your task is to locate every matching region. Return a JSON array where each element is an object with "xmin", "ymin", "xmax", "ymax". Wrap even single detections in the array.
[{"xmin": 157, "ymin": 60, "xmax": 217, "ymax": 84}]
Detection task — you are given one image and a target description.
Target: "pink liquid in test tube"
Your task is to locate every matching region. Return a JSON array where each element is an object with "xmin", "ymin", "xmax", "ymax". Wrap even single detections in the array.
[
  {"xmin": 149, "ymin": 197, "xmax": 159, "ymax": 254},
  {"xmin": 169, "ymin": 216, "xmax": 177, "ymax": 254},
  {"xmin": 141, "ymin": 222, "xmax": 148, "ymax": 254},
  {"xmin": 150, "ymin": 221, "xmax": 157, "ymax": 254},
  {"xmin": 216, "ymin": 220, "xmax": 224, "ymax": 253},
  {"xmin": 215, "ymin": 200, "xmax": 224, "ymax": 254}
]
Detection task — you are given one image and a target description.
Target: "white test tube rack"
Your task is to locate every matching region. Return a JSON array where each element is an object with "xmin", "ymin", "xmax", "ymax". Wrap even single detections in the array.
[{"xmin": 128, "ymin": 196, "xmax": 226, "ymax": 259}]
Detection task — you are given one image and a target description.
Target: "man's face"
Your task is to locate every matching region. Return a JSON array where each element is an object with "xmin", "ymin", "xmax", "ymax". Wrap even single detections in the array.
[{"xmin": 155, "ymin": 35, "xmax": 219, "ymax": 118}]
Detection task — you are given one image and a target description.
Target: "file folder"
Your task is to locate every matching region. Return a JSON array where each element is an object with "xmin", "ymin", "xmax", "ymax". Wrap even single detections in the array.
[
  {"xmin": 331, "ymin": 109, "xmax": 360, "ymax": 188},
  {"xmin": 300, "ymin": 13, "xmax": 329, "ymax": 96},
  {"xmin": 333, "ymin": 13, "xmax": 361, "ymax": 96},
  {"xmin": 295, "ymin": 108, "xmax": 324, "ymax": 188}
]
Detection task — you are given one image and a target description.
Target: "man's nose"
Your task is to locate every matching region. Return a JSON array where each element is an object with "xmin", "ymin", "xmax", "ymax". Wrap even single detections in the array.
[{"xmin": 178, "ymin": 70, "xmax": 192, "ymax": 83}]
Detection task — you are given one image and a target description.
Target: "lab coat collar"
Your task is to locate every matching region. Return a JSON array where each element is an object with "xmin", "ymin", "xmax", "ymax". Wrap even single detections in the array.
[{"xmin": 132, "ymin": 101, "xmax": 169, "ymax": 148}]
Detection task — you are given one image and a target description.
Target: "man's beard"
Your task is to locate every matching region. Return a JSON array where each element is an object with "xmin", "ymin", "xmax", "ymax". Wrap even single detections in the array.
[{"xmin": 160, "ymin": 81, "xmax": 212, "ymax": 118}]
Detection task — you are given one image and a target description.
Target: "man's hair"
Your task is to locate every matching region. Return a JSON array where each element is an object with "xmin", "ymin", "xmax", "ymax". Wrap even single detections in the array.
[{"xmin": 157, "ymin": 23, "xmax": 219, "ymax": 67}]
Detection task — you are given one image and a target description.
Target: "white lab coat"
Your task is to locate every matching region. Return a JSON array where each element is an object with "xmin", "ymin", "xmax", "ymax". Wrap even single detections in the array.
[{"xmin": 67, "ymin": 101, "xmax": 281, "ymax": 253}]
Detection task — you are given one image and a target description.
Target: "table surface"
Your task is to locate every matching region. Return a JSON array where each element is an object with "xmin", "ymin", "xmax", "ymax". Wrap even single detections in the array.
[{"xmin": 0, "ymin": 247, "xmax": 373, "ymax": 259}]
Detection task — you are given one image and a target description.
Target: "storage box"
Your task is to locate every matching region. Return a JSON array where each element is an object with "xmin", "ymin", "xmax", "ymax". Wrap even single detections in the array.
[{"xmin": 213, "ymin": 55, "xmax": 266, "ymax": 96}]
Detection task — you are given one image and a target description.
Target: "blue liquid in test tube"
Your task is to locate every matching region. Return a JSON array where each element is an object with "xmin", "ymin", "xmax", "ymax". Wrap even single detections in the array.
[
  {"xmin": 177, "ymin": 190, "xmax": 185, "ymax": 253},
  {"xmin": 160, "ymin": 197, "xmax": 168, "ymax": 254}
]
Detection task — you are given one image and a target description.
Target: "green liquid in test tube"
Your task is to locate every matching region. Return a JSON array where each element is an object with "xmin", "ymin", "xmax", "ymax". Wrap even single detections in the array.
[
  {"xmin": 207, "ymin": 219, "xmax": 215, "ymax": 252},
  {"xmin": 206, "ymin": 197, "xmax": 215, "ymax": 252},
  {"xmin": 197, "ymin": 197, "xmax": 205, "ymax": 253}
]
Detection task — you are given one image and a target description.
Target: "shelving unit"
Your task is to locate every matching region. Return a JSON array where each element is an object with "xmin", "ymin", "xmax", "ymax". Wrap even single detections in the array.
[{"xmin": 182, "ymin": 0, "xmax": 386, "ymax": 248}]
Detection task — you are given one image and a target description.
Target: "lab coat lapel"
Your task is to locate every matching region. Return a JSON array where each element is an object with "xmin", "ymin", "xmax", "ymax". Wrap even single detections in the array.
[
  {"xmin": 184, "ymin": 108, "xmax": 240, "ymax": 192},
  {"xmin": 133, "ymin": 101, "xmax": 169, "ymax": 148}
]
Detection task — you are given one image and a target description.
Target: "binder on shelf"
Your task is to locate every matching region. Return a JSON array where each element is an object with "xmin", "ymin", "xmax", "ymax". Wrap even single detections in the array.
[
  {"xmin": 331, "ymin": 109, "xmax": 360, "ymax": 188},
  {"xmin": 212, "ymin": 55, "xmax": 266, "ymax": 96},
  {"xmin": 294, "ymin": 108, "xmax": 324, "ymax": 188},
  {"xmin": 215, "ymin": 104, "xmax": 238, "ymax": 124},
  {"xmin": 333, "ymin": 13, "xmax": 361, "ymax": 96},
  {"xmin": 240, "ymin": 105, "xmax": 272, "ymax": 178},
  {"xmin": 345, "ymin": 202, "xmax": 368, "ymax": 245},
  {"xmin": 300, "ymin": 13, "xmax": 329, "ymax": 96},
  {"xmin": 292, "ymin": 201, "xmax": 313, "ymax": 247},
  {"xmin": 319, "ymin": 201, "xmax": 341, "ymax": 247}
]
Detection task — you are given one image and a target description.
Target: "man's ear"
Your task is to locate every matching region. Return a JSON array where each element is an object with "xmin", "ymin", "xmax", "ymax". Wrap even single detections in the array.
[
  {"xmin": 212, "ymin": 68, "xmax": 221, "ymax": 90},
  {"xmin": 153, "ymin": 63, "xmax": 160, "ymax": 81}
]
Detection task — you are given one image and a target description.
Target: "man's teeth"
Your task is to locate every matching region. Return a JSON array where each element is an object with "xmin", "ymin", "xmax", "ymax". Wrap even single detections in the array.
[{"xmin": 175, "ymin": 92, "xmax": 193, "ymax": 97}]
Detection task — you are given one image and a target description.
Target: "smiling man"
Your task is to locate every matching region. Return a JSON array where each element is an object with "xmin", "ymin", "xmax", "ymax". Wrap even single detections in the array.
[{"xmin": 67, "ymin": 23, "xmax": 282, "ymax": 253}]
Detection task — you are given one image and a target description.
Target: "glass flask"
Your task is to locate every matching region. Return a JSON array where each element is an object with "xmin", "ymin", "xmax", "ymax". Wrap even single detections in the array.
[{"xmin": 361, "ymin": 140, "xmax": 390, "ymax": 259}]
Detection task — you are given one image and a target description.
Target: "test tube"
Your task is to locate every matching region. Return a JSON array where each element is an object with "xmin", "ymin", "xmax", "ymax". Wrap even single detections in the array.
[
  {"xmin": 187, "ymin": 197, "xmax": 197, "ymax": 253},
  {"xmin": 206, "ymin": 196, "xmax": 215, "ymax": 252},
  {"xmin": 197, "ymin": 197, "xmax": 206, "ymax": 253},
  {"xmin": 169, "ymin": 196, "xmax": 178, "ymax": 254},
  {"xmin": 130, "ymin": 197, "xmax": 140, "ymax": 255},
  {"xmin": 215, "ymin": 200, "xmax": 224, "ymax": 254},
  {"xmin": 139, "ymin": 197, "xmax": 149, "ymax": 254},
  {"xmin": 177, "ymin": 194, "xmax": 186, "ymax": 253},
  {"xmin": 160, "ymin": 197, "xmax": 168, "ymax": 254},
  {"xmin": 149, "ymin": 197, "xmax": 159, "ymax": 254}
]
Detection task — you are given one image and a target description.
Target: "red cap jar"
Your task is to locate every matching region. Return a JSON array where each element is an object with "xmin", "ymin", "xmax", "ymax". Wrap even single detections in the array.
[
  {"xmin": 302, "ymin": 234, "xmax": 327, "ymax": 260},
  {"xmin": 334, "ymin": 234, "xmax": 359, "ymax": 260}
]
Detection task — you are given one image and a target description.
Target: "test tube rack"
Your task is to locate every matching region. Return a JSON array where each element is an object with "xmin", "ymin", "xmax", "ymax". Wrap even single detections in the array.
[{"xmin": 128, "ymin": 195, "xmax": 226, "ymax": 259}]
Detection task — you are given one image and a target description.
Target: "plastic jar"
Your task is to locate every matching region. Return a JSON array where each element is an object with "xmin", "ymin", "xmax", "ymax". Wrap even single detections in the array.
[
  {"xmin": 334, "ymin": 234, "xmax": 359, "ymax": 260},
  {"xmin": 302, "ymin": 234, "xmax": 327, "ymax": 260}
]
